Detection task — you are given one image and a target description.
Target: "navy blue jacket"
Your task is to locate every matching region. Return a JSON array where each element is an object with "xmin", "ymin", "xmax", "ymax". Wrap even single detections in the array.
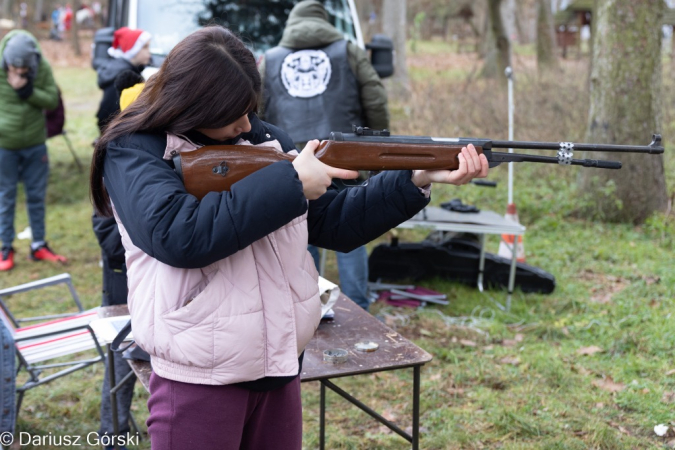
[{"xmin": 102, "ymin": 114, "xmax": 430, "ymax": 270}]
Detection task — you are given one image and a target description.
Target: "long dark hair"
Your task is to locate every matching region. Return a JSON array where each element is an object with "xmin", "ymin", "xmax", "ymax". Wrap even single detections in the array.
[{"xmin": 90, "ymin": 26, "xmax": 261, "ymax": 216}]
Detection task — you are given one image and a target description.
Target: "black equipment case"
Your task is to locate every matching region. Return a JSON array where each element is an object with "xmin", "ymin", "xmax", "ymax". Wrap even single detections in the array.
[{"xmin": 368, "ymin": 234, "xmax": 555, "ymax": 294}]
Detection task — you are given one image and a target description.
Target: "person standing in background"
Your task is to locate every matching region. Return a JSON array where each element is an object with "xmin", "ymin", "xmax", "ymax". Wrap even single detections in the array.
[
  {"xmin": 260, "ymin": 0, "xmax": 390, "ymax": 311},
  {"xmin": 92, "ymin": 29, "xmax": 150, "ymax": 449},
  {"xmin": 0, "ymin": 30, "xmax": 64, "ymax": 271},
  {"xmin": 50, "ymin": 5, "xmax": 63, "ymax": 40},
  {"xmin": 95, "ymin": 27, "xmax": 151, "ymax": 132}
]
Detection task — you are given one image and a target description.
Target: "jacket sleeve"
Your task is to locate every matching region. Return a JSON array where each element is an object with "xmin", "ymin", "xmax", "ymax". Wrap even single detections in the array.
[
  {"xmin": 92, "ymin": 213, "xmax": 125, "ymax": 261},
  {"xmin": 103, "ymin": 136, "xmax": 308, "ymax": 269},
  {"xmin": 347, "ymin": 42, "xmax": 389, "ymax": 130},
  {"xmin": 26, "ymin": 60, "xmax": 58, "ymax": 110},
  {"xmin": 307, "ymin": 170, "xmax": 429, "ymax": 252}
]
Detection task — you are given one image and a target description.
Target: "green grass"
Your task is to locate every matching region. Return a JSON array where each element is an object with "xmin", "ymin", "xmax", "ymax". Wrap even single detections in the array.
[{"xmin": 2, "ymin": 39, "xmax": 675, "ymax": 449}]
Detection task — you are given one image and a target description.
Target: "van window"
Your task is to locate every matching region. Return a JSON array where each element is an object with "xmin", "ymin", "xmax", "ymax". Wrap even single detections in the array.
[{"xmin": 136, "ymin": 0, "xmax": 358, "ymax": 58}]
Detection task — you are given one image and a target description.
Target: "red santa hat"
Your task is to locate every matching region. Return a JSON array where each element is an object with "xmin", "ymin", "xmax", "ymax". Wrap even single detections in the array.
[{"xmin": 108, "ymin": 27, "xmax": 151, "ymax": 60}]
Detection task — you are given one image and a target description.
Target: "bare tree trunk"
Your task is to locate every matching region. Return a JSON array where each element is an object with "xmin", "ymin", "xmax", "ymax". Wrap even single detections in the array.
[
  {"xmin": 2, "ymin": 0, "xmax": 13, "ymax": 20},
  {"xmin": 356, "ymin": 0, "xmax": 375, "ymax": 43},
  {"xmin": 536, "ymin": 0, "xmax": 559, "ymax": 71},
  {"xmin": 71, "ymin": 9, "xmax": 81, "ymax": 56},
  {"xmin": 33, "ymin": 0, "xmax": 44, "ymax": 22},
  {"xmin": 382, "ymin": 0, "xmax": 409, "ymax": 100},
  {"xmin": 481, "ymin": 0, "xmax": 511, "ymax": 80},
  {"xmin": 580, "ymin": 0, "xmax": 666, "ymax": 223}
]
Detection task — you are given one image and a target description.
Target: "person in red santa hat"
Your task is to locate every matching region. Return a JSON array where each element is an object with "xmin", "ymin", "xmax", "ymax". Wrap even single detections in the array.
[
  {"xmin": 95, "ymin": 27, "xmax": 151, "ymax": 132},
  {"xmin": 92, "ymin": 26, "xmax": 150, "ymax": 450}
]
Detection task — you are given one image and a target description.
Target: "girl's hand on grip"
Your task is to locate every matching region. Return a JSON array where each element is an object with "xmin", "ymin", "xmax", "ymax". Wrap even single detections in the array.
[
  {"xmin": 293, "ymin": 140, "xmax": 359, "ymax": 200},
  {"xmin": 411, "ymin": 144, "xmax": 489, "ymax": 187}
]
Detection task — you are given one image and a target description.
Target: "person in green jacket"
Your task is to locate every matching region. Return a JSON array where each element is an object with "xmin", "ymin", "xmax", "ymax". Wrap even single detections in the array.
[
  {"xmin": 0, "ymin": 30, "xmax": 66, "ymax": 271},
  {"xmin": 260, "ymin": 0, "xmax": 389, "ymax": 312}
]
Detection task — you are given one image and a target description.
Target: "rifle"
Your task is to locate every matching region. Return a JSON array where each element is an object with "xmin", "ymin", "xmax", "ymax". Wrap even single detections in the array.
[{"xmin": 173, "ymin": 127, "xmax": 664, "ymax": 200}]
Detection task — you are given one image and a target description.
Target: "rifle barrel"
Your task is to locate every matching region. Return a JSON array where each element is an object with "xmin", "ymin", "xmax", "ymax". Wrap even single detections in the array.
[{"xmin": 491, "ymin": 134, "xmax": 663, "ymax": 154}]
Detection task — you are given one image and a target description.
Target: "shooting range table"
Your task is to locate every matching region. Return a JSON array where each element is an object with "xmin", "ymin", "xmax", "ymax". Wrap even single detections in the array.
[
  {"xmin": 99, "ymin": 296, "xmax": 433, "ymax": 450},
  {"xmin": 397, "ymin": 206, "xmax": 526, "ymax": 310}
]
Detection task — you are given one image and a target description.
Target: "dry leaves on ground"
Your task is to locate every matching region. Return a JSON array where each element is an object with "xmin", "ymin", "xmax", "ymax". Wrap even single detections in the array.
[
  {"xmin": 577, "ymin": 345, "xmax": 604, "ymax": 356},
  {"xmin": 498, "ymin": 356, "xmax": 521, "ymax": 366},
  {"xmin": 592, "ymin": 376, "xmax": 625, "ymax": 393}
]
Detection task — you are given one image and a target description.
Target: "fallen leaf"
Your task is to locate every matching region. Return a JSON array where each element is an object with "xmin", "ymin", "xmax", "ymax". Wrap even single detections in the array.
[
  {"xmin": 377, "ymin": 425, "xmax": 392, "ymax": 435},
  {"xmin": 571, "ymin": 365, "xmax": 592, "ymax": 376},
  {"xmin": 459, "ymin": 339, "xmax": 477, "ymax": 347},
  {"xmin": 643, "ymin": 275, "xmax": 660, "ymax": 285},
  {"xmin": 483, "ymin": 345, "xmax": 494, "ymax": 351},
  {"xmin": 429, "ymin": 373, "xmax": 442, "ymax": 382},
  {"xmin": 592, "ymin": 377, "xmax": 625, "ymax": 393},
  {"xmin": 641, "ymin": 388, "xmax": 650, "ymax": 394},
  {"xmin": 595, "ymin": 402, "xmax": 604, "ymax": 408},
  {"xmin": 499, "ymin": 356, "xmax": 521, "ymax": 366},
  {"xmin": 501, "ymin": 339, "xmax": 517, "ymax": 347},
  {"xmin": 382, "ymin": 409, "xmax": 397, "ymax": 421},
  {"xmin": 419, "ymin": 329, "xmax": 433, "ymax": 337},
  {"xmin": 514, "ymin": 334, "xmax": 524, "ymax": 342},
  {"xmin": 666, "ymin": 369, "xmax": 675, "ymax": 376},
  {"xmin": 577, "ymin": 346, "xmax": 604, "ymax": 356},
  {"xmin": 662, "ymin": 391, "xmax": 675, "ymax": 404},
  {"xmin": 446, "ymin": 387, "xmax": 465, "ymax": 396}
]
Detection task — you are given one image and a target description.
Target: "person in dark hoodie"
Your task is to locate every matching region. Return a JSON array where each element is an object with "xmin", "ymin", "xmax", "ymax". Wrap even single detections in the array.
[
  {"xmin": 93, "ymin": 62, "xmax": 145, "ymax": 450},
  {"xmin": 260, "ymin": 0, "xmax": 389, "ymax": 311},
  {"xmin": 95, "ymin": 27, "xmax": 151, "ymax": 132},
  {"xmin": 0, "ymin": 30, "xmax": 64, "ymax": 271}
]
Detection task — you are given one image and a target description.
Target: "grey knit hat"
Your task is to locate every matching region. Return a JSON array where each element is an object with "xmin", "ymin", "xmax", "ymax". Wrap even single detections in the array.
[{"xmin": 3, "ymin": 33, "xmax": 40, "ymax": 74}]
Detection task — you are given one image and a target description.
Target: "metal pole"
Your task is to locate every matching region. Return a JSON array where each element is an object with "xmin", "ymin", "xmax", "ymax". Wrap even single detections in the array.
[
  {"xmin": 505, "ymin": 66, "xmax": 514, "ymax": 205},
  {"xmin": 413, "ymin": 366, "xmax": 421, "ymax": 450},
  {"xmin": 320, "ymin": 382, "xmax": 326, "ymax": 450}
]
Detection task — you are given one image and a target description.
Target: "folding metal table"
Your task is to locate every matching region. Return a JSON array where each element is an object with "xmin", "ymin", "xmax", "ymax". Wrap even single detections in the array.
[
  {"xmin": 100, "ymin": 294, "xmax": 433, "ymax": 449},
  {"xmin": 397, "ymin": 206, "xmax": 526, "ymax": 310}
]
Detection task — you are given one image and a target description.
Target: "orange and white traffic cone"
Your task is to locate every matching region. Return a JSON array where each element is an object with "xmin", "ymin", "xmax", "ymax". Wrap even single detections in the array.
[{"xmin": 498, "ymin": 203, "xmax": 525, "ymax": 262}]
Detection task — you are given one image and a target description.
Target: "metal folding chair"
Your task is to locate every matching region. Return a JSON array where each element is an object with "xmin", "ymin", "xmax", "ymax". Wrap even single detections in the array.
[{"xmin": 0, "ymin": 274, "xmax": 105, "ymax": 421}]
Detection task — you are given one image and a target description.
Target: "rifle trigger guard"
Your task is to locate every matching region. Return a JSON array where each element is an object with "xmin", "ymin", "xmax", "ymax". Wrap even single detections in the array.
[
  {"xmin": 558, "ymin": 142, "xmax": 574, "ymax": 165},
  {"xmin": 213, "ymin": 161, "xmax": 229, "ymax": 176}
]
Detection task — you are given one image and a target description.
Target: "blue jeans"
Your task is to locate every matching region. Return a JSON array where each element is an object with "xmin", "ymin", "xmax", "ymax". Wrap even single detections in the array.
[
  {"xmin": 0, "ymin": 321, "xmax": 16, "ymax": 434},
  {"xmin": 0, "ymin": 145, "xmax": 49, "ymax": 248},
  {"xmin": 308, "ymin": 245, "xmax": 370, "ymax": 311}
]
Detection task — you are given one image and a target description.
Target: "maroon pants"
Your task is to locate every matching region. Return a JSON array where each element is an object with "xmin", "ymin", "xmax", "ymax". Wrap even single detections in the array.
[{"xmin": 147, "ymin": 373, "xmax": 302, "ymax": 450}]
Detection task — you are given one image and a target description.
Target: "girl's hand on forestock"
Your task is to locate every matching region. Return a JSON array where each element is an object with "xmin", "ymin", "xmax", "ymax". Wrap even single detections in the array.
[
  {"xmin": 411, "ymin": 144, "xmax": 489, "ymax": 187},
  {"xmin": 293, "ymin": 140, "xmax": 359, "ymax": 200}
]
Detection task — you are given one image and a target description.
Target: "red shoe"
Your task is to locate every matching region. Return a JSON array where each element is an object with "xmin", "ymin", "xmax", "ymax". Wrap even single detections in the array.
[
  {"xmin": 0, "ymin": 247, "xmax": 14, "ymax": 271},
  {"xmin": 30, "ymin": 243, "xmax": 67, "ymax": 263}
]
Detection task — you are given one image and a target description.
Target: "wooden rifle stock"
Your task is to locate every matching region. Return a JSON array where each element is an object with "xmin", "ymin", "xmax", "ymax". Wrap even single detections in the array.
[{"xmin": 175, "ymin": 141, "xmax": 472, "ymax": 200}]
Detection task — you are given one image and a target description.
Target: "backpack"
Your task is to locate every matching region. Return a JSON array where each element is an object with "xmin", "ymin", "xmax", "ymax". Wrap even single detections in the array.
[{"xmin": 45, "ymin": 87, "xmax": 65, "ymax": 138}]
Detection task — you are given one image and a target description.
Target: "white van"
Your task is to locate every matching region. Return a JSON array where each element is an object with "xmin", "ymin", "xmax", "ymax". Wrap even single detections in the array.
[{"xmin": 93, "ymin": 0, "xmax": 393, "ymax": 78}]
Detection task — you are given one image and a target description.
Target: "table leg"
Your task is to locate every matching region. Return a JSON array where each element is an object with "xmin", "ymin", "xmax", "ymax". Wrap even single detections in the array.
[
  {"xmin": 413, "ymin": 366, "xmax": 421, "ymax": 450},
  {"xmin": 107, "ymin": 345, "xmax": 120, "ymax": 450},
  {"xmin": 507, "ymin": 240, "xmax": 518, "ymax": 311},
  {"xmin": 320, "ymin": 382, "xmax": 326, "ymax": 450},
  {"xmin": 477, "ymin": 234, "xmax": 486, "ymax": 292}
]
